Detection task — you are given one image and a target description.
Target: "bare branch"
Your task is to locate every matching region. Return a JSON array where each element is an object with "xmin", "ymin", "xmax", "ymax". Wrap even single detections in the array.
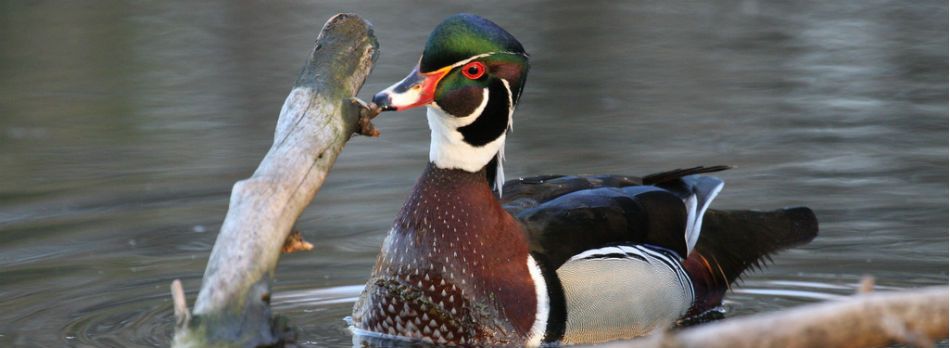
[{"xmin": 171, "ymin": 13, "xmax": 379, "ymax": 347}]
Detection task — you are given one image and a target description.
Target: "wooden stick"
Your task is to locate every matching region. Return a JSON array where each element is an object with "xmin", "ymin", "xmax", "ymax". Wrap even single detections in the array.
[
  {"xmin": 171, "ymin": 13, "xmax": 379, "ymax": 347},
  {"xmin": 604, "ymin": 286, "xmax": 948, "ymax": 348}
]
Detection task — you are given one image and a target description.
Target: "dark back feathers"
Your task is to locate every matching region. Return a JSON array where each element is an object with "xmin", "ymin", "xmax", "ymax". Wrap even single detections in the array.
[{"xmin": 500, "ymin": 166, "xmax": 819, "ymax": 314}]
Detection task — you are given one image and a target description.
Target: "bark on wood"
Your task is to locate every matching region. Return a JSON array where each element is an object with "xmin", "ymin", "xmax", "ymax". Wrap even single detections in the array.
[
  {"xmin": 171, "ymin": 13, "xmax": 378, "ymax": 347},
  {"xmin": 604, "ymin": 286, "xmax": 948, "ymax": 348}
]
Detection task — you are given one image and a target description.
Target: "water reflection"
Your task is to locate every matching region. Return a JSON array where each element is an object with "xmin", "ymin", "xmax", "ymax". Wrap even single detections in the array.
[{"xmin": 0, "ymin": 1, "xmax": 946, "ymax": 346}]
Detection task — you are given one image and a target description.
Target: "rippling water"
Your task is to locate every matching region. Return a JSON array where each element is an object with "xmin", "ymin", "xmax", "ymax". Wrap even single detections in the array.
[{"xmin": 0, "ymin": 1, "xmax": 946, "ymax": 347}]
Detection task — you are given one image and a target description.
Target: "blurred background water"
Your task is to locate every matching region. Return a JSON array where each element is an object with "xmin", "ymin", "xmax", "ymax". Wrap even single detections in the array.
[{"xmin": 0, "ymin": 1, "xmax": 946, "ymax": 347}]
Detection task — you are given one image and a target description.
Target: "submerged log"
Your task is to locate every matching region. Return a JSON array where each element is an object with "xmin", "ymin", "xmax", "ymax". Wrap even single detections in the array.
[
  {"xmin": 607, "ymin": 285, "xmax": 948, "ymax": 348},
  {"xmin": 171, "ymin": 13, "xmax": 379, "ymax": 347}
]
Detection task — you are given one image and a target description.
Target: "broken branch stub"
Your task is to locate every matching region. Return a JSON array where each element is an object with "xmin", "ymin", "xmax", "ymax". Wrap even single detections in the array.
[{"xmin": 171, "ymin": 13, "xmax": 379, "ymax": 347}]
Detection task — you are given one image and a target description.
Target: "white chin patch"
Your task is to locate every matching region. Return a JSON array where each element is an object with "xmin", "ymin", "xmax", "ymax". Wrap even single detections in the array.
[{"xmin": 427, "ymin": 88, "xmax": 506, "ymax": 174}]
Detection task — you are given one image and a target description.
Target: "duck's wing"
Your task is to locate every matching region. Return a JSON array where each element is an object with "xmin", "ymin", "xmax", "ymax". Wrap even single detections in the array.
[
  {"xmin": 501, "ymin": 174, "xmax": 642, "ymax": 215},
  {"xmin": 501, "ymin": 166, "xmax": 729, "ymax": 214},
  {"xmin": 503, "ymin": 166, "xmax": 729, "ymax": 269},
  {"xmin": 502, "ymin": 167, "xmax": 819, "ymax": 320}
]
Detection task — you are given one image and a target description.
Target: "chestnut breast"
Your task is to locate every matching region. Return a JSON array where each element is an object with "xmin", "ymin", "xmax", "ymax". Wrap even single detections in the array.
[{"xmin": 353, "ymin": 165, "xmax": 537, "ymax": 345}]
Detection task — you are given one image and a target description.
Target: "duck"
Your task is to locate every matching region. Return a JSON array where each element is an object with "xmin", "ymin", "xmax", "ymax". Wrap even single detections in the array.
[{"xmin": 351, "ymin": 13, "xmax": 818, "ymax": 346}]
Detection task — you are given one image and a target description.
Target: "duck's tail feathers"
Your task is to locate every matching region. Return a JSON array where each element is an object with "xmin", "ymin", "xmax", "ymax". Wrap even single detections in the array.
[{"xmin": 684, "ymin": 206, "xmax": 818, "ymax": 316}]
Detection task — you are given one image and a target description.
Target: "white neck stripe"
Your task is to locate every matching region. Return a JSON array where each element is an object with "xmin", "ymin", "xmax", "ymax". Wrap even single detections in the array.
[{"xmin": 427, "ymin": 88, "xmax": 506, "ymax": 173}]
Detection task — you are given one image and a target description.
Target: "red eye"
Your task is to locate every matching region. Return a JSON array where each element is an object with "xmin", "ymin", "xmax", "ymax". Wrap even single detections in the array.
[{"xmin": 461, "ymin": 62, "xmax": 486, "ymax": 79}]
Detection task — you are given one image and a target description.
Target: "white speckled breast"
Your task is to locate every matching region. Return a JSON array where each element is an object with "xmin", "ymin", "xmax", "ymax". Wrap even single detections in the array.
[{"xmin": 352, "ymin": 164, "xmax": 537, "ymax": 345}]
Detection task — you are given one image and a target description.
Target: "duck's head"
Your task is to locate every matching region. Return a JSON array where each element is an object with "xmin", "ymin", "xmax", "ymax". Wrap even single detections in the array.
[{"xmin": 373, "ymin": 13, "xmax": 529, "ymax": 194}]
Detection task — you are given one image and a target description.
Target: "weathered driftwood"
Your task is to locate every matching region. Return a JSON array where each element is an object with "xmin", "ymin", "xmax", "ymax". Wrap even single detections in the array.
[
  {"xmin": 605, "ymin": 285, "xmax": 948, "ymax": 348},
  {"xmin": 171, "ymin": 13, "xmax": 379, "ymax": 347}
]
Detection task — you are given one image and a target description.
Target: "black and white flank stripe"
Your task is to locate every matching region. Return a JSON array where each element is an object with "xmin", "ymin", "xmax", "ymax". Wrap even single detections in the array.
[{"xmin": 570, "ymin": 245, "xmax": 694, "ymax": 301}]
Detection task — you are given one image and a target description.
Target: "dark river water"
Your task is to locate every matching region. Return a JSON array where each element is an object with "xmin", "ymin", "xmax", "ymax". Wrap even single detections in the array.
[{"xmin": 1, "ymin": 1, "xmax": 947, "ymax": 347}]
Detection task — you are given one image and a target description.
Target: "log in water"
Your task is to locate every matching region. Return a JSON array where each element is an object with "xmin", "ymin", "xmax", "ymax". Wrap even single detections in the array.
[{"xmin": 171, "ymin": 13, "xmax": 379, "ymax": 347}]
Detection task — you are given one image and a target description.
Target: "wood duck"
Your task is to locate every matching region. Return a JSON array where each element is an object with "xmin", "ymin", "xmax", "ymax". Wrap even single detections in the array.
[{"xmin": 352, "ymin": 13, "xmax": 818, "ymax": 346}]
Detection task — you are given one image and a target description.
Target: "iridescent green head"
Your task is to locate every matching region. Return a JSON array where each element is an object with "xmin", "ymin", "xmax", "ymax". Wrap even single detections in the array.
[
  {"xmin": 373, "ymin": 13, "xmax": 529, "ymax": 115},
  {"xmin": 420, "ymin": 13, "xmax": 526, "ymax": 73},
  {"xmin": 372, "ymin": 14, "xmax": 530, "ymax": 194}
]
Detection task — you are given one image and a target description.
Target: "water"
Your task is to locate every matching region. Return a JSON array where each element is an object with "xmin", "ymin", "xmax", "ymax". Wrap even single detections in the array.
[{"xmin": 0, "ymin": 1, "xmax": 946, "ymax": 346}]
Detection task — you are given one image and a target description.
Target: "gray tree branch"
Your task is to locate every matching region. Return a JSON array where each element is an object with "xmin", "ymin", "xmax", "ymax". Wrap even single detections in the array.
[{"xmin": 171, "ymin": 13, "xmax": 379, "ymax": 347}]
